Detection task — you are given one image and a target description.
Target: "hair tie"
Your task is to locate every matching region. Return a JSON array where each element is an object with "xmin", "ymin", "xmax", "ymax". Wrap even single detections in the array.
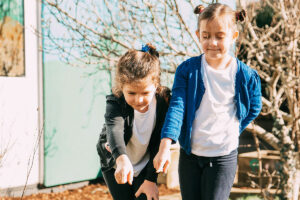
[
  {"xmin": 141, "ymin": 44, "xmax": 150, "ymax": 53},
  {"xmin": 236, "ymin": 10, "xmax": 246, "ymax": 22},
  {"xmin": 236, "ymin": 12, "xmax": 239, "ymax": 21},
  {"xmin": 141, "ymin": 43, "xmax": 159, "ymax": 57},
  {"xmin": 194, "ymin": 5, "xmax": 205, "ymax": 14}
]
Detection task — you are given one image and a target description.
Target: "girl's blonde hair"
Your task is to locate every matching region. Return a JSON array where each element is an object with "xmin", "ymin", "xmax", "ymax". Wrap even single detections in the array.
[
  {"xmin": 194, "ymin": 3, "xmax": 246, "ymax": 31},
  {"xmin": 112, "ymin": 44, "xmax": 162, "ymax": 97}
]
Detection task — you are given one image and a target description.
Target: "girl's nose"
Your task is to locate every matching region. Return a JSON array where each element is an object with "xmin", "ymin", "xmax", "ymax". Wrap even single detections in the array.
[
  {"xmin": 137, "ymin": 96, "xmax": 143, "ymax": 103},
  {"xmin": 210, "ymin": 38, "xmax": 217, "ymax": 46}
]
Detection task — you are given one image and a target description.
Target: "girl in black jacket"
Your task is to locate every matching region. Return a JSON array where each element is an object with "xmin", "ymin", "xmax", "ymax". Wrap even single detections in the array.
[{"xmin": 97, "ymin": 44, "xmax": 170, "ymax": 200}]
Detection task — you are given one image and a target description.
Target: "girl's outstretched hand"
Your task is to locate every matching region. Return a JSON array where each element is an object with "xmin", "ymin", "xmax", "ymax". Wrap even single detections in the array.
[
  {"xmin": 115, "ymin": 154, "xmax": 134, "ymax": 185},
  {"xmin": 135, "ymin": 180, "xmax": 159, "ymax": 200},
  {"xmin": 153, "ymin": 138, "xmax": 172, "ymax": 173}
]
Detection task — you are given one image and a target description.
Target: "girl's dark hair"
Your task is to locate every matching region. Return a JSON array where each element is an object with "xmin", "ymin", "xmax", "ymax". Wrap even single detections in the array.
[
  {"xmin": 112, "ymin": 43, "xmax": 163, "ymax": 97},
  {"xmin": 194, "ymin": 3, "xmax": 246, "ymax": 31}
]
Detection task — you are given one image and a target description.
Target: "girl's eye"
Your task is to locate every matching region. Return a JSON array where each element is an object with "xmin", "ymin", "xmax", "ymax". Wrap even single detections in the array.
[
  {"xmin": 203, "ymin": 35, "xmax": 209, "ymax": 39},
  {"xmin": 217, "ymin": 34, "xmax": 225, "ymax": 39},
  {"xmin": 128, "ymin": 92, "xmax": 135, "ymax": 95},
  {"xmin": 143, "ymin": 92, "xmax": 150, "ymax": 95}
]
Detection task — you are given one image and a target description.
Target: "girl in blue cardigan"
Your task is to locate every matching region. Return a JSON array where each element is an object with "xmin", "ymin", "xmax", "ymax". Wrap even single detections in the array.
[{"xmin": 154, "ymin": 3, "xmax": 262, "ymax": 200}]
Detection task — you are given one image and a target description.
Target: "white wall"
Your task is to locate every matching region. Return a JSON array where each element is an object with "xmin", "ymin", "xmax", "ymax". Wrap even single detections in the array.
[{"xmin": 0, "ymin": 0, "xmax": 40, "ymax": 188}]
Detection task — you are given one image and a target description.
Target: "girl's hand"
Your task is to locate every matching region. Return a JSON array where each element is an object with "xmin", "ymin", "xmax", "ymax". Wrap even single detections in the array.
[
  {"xmin": 135, "ymin": 180, "xmax": 159, "ymax": 200},
  {"xmin": 153, "ymin": 138, "xmax": 172, "ymax": 173},
  {"xmin": 115, "ymin": 155, "xmax": 134, "ymax": 185}
]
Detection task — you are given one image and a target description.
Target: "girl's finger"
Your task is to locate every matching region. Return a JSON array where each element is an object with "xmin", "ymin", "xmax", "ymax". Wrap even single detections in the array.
[
  {"xmin": 135, "ymin": 187, "xmax": 142, "ymax": 198},
  {"xmin": 153, "ymin": 155, "xmax": 161, "ymax": 170},
  {"xmin": 156, "ymin": 160, "xmax": 165, "ymax": 173},
  {"xmin": 114, "ymin": 172, "xmax": 119, "ymax": 183},
  {"xmin": 121, "ymin": 172, "xmax": 127, "ymax": 184},
  {"xmin": 127, "ymin": 170, "xmax": 133, "ymax": 185},
  {"xmin": 150, "ymin": 192, "xmax": 159, "ymax": 200},
  {"xmin": 146, "ymin": 194, "xmax": 151, "ymax": 200},
  {"xmin": 163, "ymin": 160, "xmax": 170, "ymax": 174},
  {"xmin": 115, "ymin": 176, "xmax": 120, "ymax": 184}
]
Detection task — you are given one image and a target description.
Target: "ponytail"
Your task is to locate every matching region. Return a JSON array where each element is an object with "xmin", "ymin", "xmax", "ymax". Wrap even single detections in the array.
[
  {"xmin": 141, "ymin": 43, "xmax": 159, "ymax": 58},
  {"xmin": 194, "ymin": 5, "xmax": 205, "ymax": 15},
  {"xmin": 194, "ymin": 3, "xmax": 246, "ymax": 31}
]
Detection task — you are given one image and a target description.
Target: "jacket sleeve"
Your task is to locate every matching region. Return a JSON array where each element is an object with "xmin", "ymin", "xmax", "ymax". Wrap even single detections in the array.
[
  {"xmin": 105, "ymin": 96, "xmax": 127, "ymax": 160},
  {"xmin": 240, "ymin": 70, "xmax": 262, "ymax": 132},
  {"xmin": 161, "ymin": 62, "xmax": 188, "ymax": 142}
]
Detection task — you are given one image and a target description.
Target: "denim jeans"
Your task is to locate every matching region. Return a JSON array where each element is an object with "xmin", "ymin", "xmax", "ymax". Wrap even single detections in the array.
[
  {"xmin": 102, "ymin": 167, "xmax": 148, "ymax": 200},
  {"xmin": 179, "ymin": 148, "xmax": 237, "ymax": 200}
]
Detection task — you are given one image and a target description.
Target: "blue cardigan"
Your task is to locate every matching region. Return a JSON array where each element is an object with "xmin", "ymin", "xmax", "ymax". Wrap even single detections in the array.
[{"xmin": 161, "ymin": 54, "xmax": 262, "ymax": 154}]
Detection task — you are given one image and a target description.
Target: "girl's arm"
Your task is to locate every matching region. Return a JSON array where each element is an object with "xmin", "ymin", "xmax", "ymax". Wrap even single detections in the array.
[
  {"xmin": 161, "ymin": 61, "xmax": 188, "ymax": 141},
  {"xmin": 105, "ymin": 95, "xmax": 133, "ymax": 184},
  {"xmin": 240, "ymin": 70, "xmax": 262, "ymax": 132},
  {"xmin": 105, "ymin": 95, "xmax": 127, "ymax": 160},
  {"xmin": 154, "ymin": 62, "xmax": 188, "ymax": 172}
]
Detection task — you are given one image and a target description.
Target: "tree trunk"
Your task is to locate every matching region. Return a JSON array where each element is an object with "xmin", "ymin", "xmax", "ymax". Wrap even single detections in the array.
[
  {"xmin": 292, "ymin": 153, "xmax": 300, "ymax": 200},
  {"xmin": 273, "ymin": 114, "xmax": 297, "ymax": 199},
  {"xmin": 280, "ymin": 150, "xmax": 297, "ymax": 199}
]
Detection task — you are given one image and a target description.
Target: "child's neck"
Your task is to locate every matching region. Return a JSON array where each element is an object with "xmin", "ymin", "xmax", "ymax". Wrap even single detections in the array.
[{"xmin": 205, "ymin": 54, "xmax": 232, "ymax": 70}]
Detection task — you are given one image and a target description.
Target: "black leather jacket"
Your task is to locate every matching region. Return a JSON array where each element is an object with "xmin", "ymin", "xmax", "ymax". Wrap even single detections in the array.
[{"xmin": 96, "ymin": 90, "xmax": 170, "ymax": 182}]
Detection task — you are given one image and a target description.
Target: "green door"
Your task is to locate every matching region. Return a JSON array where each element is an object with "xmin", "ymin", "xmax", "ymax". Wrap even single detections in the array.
[{"xmin": 43, "ymin": 60, "xmax": 111, "ymax": 187}]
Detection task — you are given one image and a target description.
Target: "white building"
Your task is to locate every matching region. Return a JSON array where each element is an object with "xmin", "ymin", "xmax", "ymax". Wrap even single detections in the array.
[{"xmin": 0, "ymin": 0, "xmax": 107, "ymax": 196}]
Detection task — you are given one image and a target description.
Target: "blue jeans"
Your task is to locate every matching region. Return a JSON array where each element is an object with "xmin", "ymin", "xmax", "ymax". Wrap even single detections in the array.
[{"xmin": 179, "ymin": 148, "xmax": 237, "ymax": 200}]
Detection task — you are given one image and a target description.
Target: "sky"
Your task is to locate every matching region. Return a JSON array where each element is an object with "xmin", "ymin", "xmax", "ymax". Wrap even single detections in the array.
[{"xmin": 43, "ymin": 0, "xmax": 236, "ymax": 62}]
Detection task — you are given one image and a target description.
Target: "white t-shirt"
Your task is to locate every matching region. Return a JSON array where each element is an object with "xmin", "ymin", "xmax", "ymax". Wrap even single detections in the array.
[
  {"xmin": 191, "ymin": 55, "xmax": 239, "ymax": 157},
  {"xmin": 126, "ymin": 97, "xmax": 157, "ymax": 177}
]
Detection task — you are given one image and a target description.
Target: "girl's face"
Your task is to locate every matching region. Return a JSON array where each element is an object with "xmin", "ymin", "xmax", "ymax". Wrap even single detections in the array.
[
  {"xmin": 122, "ymin": 77, "xmax": 157, "ymax": 113},
  {"xmin": 196, "ymin": 18, "xmax": 239, "ymax": 63}
]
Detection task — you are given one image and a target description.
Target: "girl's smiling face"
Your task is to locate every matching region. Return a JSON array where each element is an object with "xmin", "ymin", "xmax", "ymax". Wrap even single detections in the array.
[
  {"xmin": 196, "ymin": 18, "xmax": 239, "ymax": 65},
  {"xmin": 122, "ymin": 76, "xmax": 157, "ymax": 113}
]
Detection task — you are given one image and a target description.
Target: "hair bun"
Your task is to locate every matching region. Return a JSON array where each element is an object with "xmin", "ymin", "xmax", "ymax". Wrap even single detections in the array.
[
  {"xmin": 236, "ymin": 9, "xmax": 246, "ymax": 22},
  {"xmin": 145, "ymin": 43, "xmax": 159, "ymax": 57},
  {"xmin": 146, "ymin": 43, "xmax": 156, "ymax": 50},
  {"xmin": 194, "ymin": 5, "xmax": 205, "ymax": 14}
]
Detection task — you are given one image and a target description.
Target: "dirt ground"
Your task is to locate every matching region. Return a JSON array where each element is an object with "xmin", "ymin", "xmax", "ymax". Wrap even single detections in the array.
[{"xmin": 1, "ymin": 182, "xmax": 180, "ymax": 200}]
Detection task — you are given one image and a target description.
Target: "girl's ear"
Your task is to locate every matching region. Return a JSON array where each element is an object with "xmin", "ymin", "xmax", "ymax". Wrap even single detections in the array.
[
  {"xmin": 196, "ymin": 30, "xmax": 200, "ymax": 40},
  {"xmin": 232, "ymin": 31, "xmax": 239, "ymax": 41}
]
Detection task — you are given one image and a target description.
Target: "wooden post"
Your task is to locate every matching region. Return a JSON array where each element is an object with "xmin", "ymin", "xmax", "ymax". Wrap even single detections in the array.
[{"xmin": 166, "ymin": 143, "xmax": 180, "ymax": 189}]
